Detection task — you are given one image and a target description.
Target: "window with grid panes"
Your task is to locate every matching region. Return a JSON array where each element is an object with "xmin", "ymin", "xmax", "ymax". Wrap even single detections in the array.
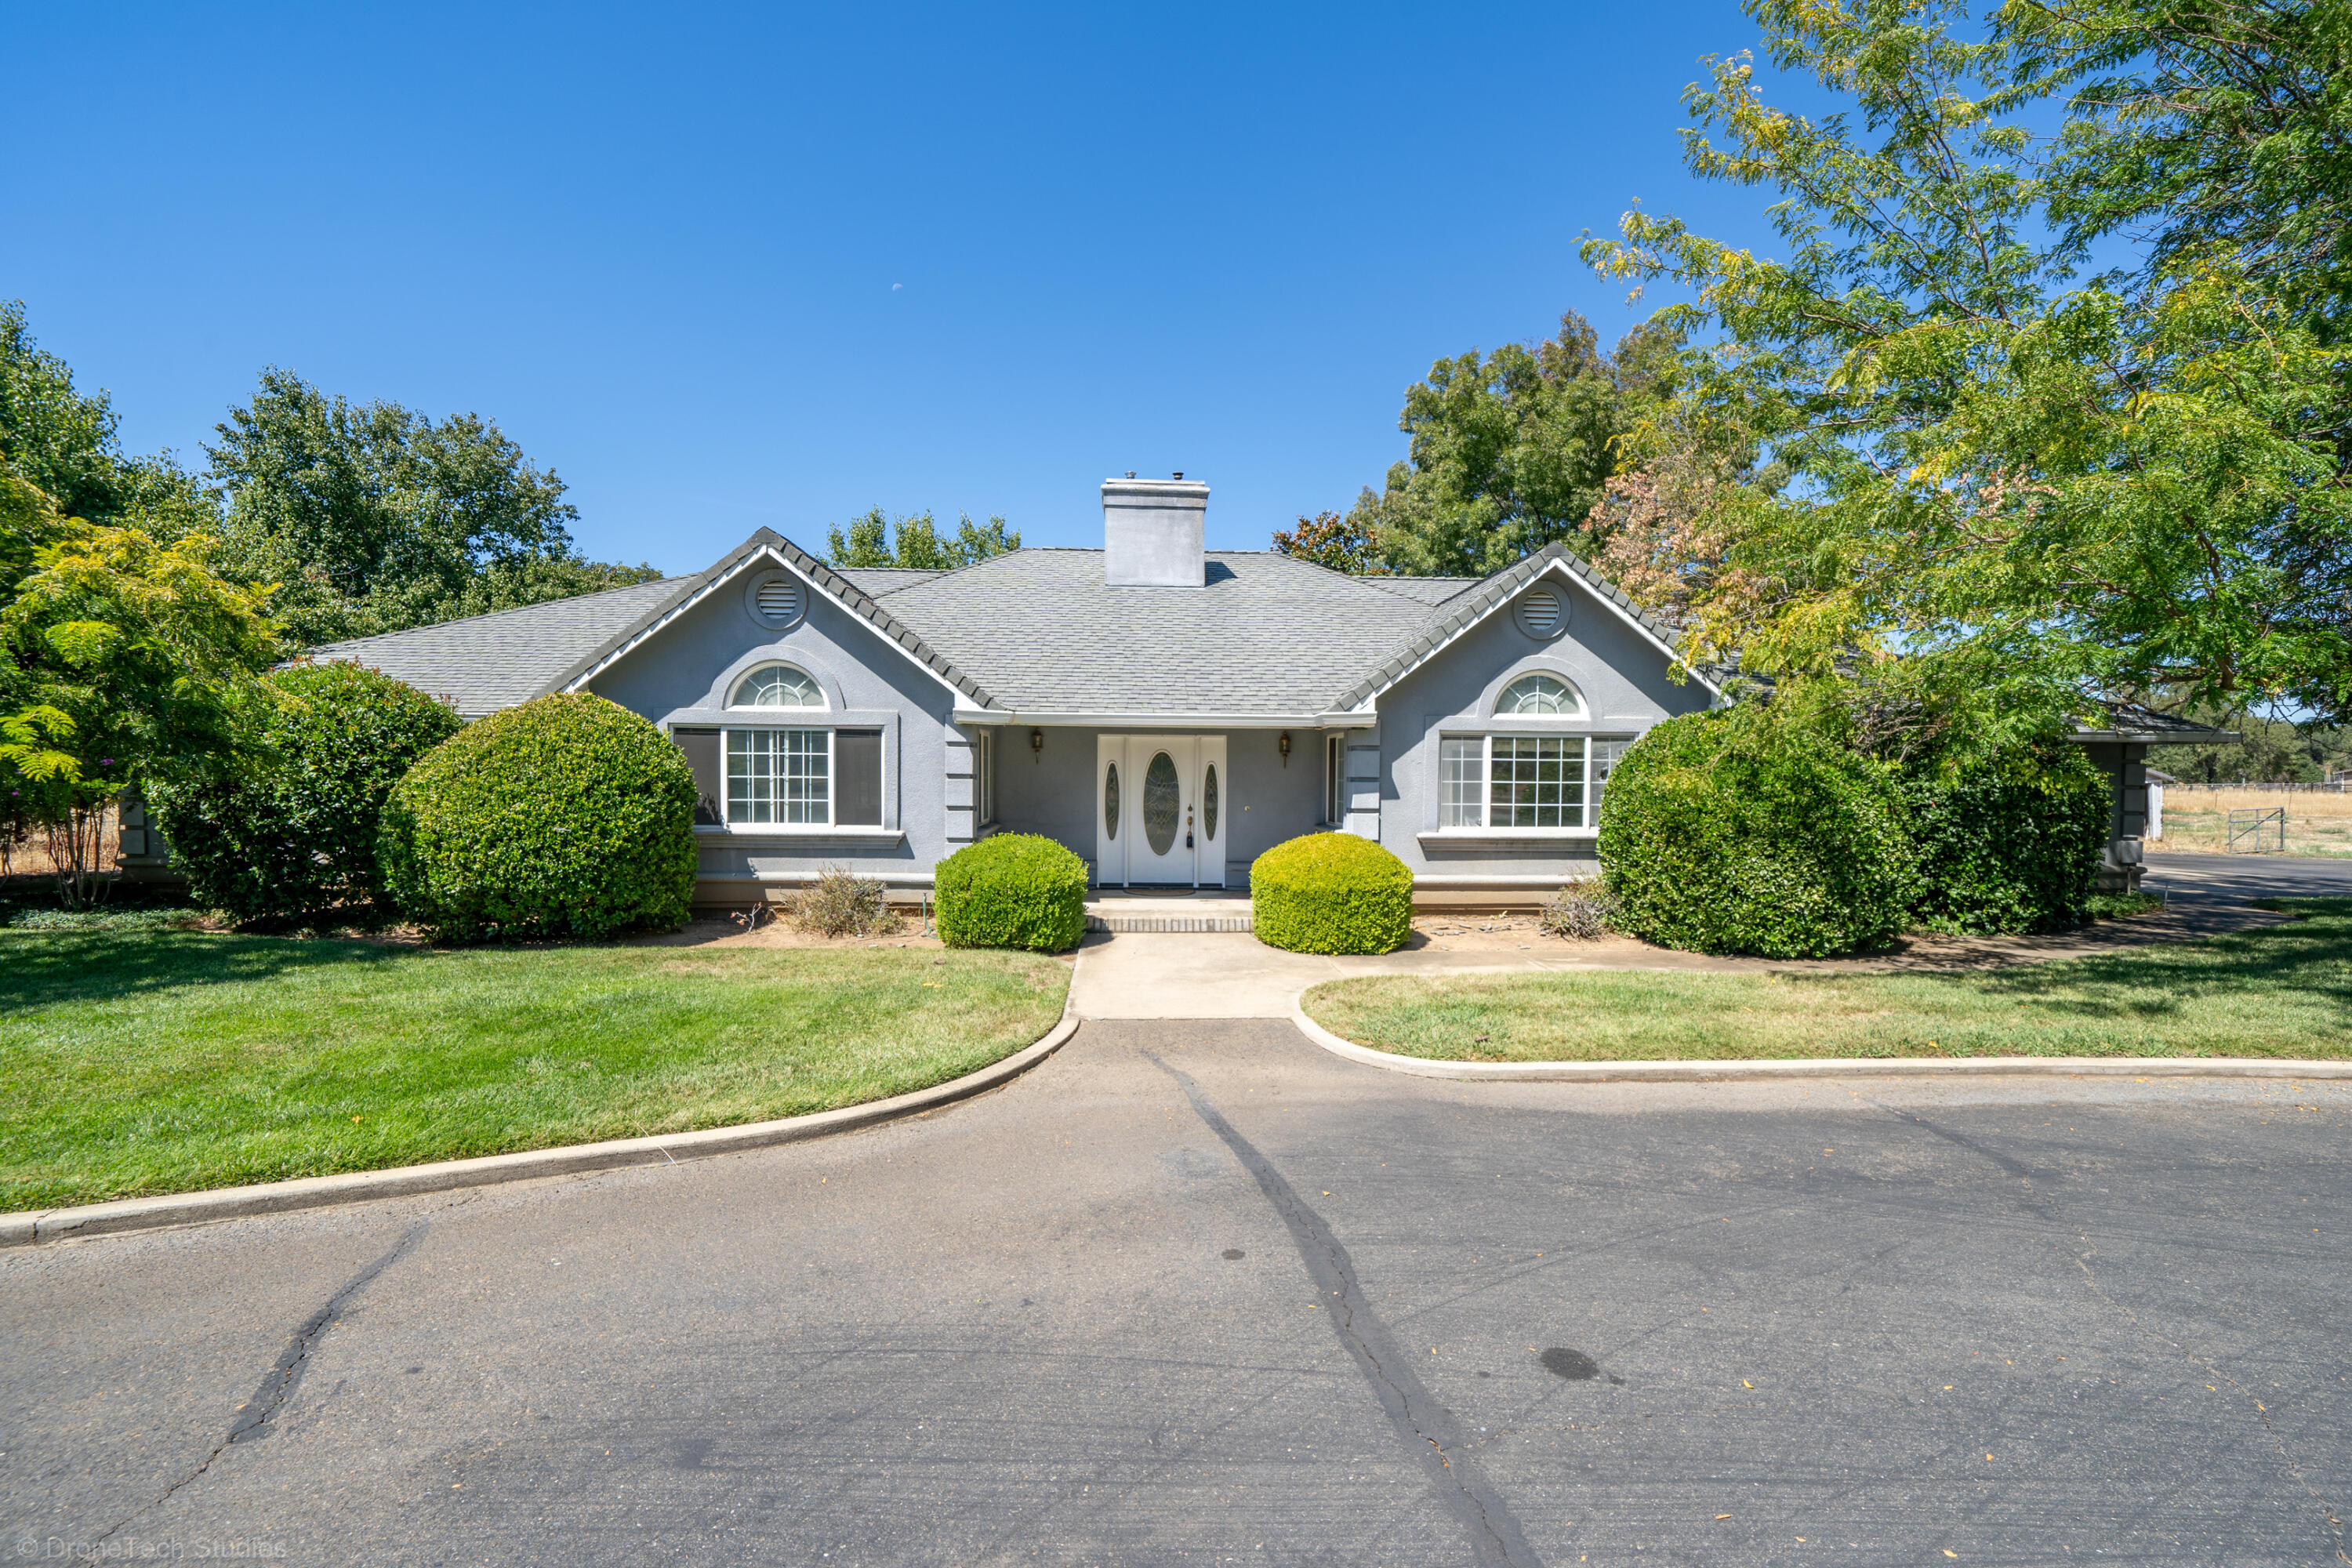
[
  {"xmin": 727, "ymin": 729, "xmax": 830, "ymax": 824},
  {"xmin": 1438, "ymin": 735, "xmax": 1633, "ymax": 829}
]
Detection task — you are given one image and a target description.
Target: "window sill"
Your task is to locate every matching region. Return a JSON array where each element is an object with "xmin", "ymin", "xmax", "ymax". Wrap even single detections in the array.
[
  {"xmin": 695, "ymin": 826, "xmax": 906, "ymax": 849},
  {"xmin": 1417, "ymin": 829, "xmax": 1597, "ymax": 848}
]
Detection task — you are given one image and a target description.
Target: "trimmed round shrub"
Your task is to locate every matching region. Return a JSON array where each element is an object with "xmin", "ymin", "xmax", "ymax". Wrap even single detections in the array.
[
  {"xmin": 145, "ymin": 662, "xmax": 463, "ymax": 921},
  {"xmin": 934, "ymin": 833, "xmax": 1088, "ymax": 952},
  {"xmin": 1597, "ymin": 707, "xmax": 1911, "ymax": 957},
  {"xmin": 376, "ymin": 693, "xmax": 697, "ymax": 941},
  {"xmin": 1901, "ymin": 739, "xmax": 2110, "ymax": 934},
  {"xmin": 1251, "ymin": 832, "xmax": 1414, "ymax": 955}
]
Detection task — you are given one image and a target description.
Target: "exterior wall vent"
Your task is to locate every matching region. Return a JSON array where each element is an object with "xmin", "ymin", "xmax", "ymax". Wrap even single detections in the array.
[
  {"xmin": 746, "ymin": 571, "xmax": 804, "ymax": 629},
  {"xmin": 1515, "ymin": 585, "xmax": 1566, "ymax": 640}
]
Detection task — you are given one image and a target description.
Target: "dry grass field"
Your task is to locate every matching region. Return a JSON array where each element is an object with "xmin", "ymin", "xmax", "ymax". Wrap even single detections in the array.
[{"xmin": 2154, "ymin": 785, "xmax": 2352, "ymax": 858}]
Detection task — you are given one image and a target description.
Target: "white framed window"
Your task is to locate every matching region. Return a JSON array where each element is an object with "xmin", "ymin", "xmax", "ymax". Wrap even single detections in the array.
[
  {"xmin": 1438, "ymin": 734, "xmax": 1630, "ymax": 830},
  {"xmin": 730, "ymin": 663, "xmax": 825, "ymax": 709},
  {"xmin": 728, "ymin": 728, "xmax": 831, "ymax": 824},
  {"xmin": 1494, "ymin": 673, "xmax": 1585, "ymax": 717}
]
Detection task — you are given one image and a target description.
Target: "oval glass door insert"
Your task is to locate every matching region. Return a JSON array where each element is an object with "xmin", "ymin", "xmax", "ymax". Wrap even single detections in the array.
[
  {"xmin": 1203, "ymin": 764, "xmax": 1219, "ymax": 840},
  {"xmin": 1104, "ymin": 763, "xmax": 1120, "ymax": 839},
  {"xmin": 1142, "ymin": 751, "xmax": 1180, "ymax": 855}
]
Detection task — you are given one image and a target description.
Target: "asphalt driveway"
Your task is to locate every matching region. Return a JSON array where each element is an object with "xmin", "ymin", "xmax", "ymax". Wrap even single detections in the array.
[{"xmin": 6, "ymin": 1016, "xmax": 2348, "ymax": 1566}]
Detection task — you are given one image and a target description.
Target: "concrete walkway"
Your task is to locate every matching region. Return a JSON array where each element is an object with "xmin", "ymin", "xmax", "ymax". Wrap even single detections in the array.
[{"xmin": 1069, "ymin": 898, "xmax": 2310, "ymax": 1019}]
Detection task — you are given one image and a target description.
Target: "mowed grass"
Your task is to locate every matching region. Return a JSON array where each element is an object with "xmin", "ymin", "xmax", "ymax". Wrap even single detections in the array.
[
  {"xmin": 1, "ymin": 932, "xmax": 1070, "ymax": 1210},
  {"xmin": 1301, "ymin": 898, "xmax": 2352, "ymax": 1065}
]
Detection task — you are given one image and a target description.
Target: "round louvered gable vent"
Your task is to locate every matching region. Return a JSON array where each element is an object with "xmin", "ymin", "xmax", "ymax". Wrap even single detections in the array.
[
  {"xmin": 746, "ymin": 572, "xmax": 804, "ymax": 628},
  {"xmin": 1514, "ymin": 585, "xmax": 1566, "ymax": 640}
]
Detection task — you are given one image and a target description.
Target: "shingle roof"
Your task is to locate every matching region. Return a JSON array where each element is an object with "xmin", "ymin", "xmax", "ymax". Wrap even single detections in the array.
[
  {"xmin": 1360, "ymin": 575, "xmax": 1480, "ymax": 607},
  {"xmin": 307, "ymin": 534, "xmax": 1697, "ymax": 720},
  {"xmin": 2076, "ymin": 702, "xmax": 2240, "ymax": 743},
  {"xmin": 873, "ymin": 549, "xmax": 1438, "ymax": 716},
  {"xmin": 308, "ymin": 577, "xmax": 685, "ymax": 718},
  {"xmin": 834, "ymin": 567, "xmax": 945, "ymax": 597}
]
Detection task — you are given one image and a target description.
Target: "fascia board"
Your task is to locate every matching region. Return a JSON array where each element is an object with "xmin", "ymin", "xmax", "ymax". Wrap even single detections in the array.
[{"xmin": 1003, "ymin": 712, "xmax": 1353, "ymax": 728}]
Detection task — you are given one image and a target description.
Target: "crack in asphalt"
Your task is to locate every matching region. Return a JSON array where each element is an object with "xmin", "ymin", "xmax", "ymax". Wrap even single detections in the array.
[
  {"xmin": 1145, "ymin": 1052, "xmax": 1544, "ymax": 1568},
  {"xmin": 88, "ymin": 1221, "xmax": 430, "ymax": 1550},
  {"xmin": 1877, "ymin": 1104, "xmax": 2350, "ymax": 1564}
]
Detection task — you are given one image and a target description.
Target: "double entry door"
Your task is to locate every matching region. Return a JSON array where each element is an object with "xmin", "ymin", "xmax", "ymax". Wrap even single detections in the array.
[{"xmin": 1095, "ymin": 735, "xmax": 1228, "ymax": 887}]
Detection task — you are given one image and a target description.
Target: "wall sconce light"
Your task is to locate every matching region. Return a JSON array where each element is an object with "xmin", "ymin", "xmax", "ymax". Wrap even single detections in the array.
[
  {"xmin": 1278, "ymin": 731, "xmax": 1291, "ymax": 768},
  {"xmin": 1029, "ymin": 728, "xmax": 1044, "ymax": 764}
]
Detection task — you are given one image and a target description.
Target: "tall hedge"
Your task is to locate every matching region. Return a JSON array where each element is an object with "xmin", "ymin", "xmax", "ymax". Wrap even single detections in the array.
[
  {"xmin": 935, "ymin": 833, "xmax": 1088, "ymax": 952},
  {"xmin": 145, "ymin": 662, "xmax": 463, "ymax": 920},
  {"xmin": 1251, "ymin": 832, "xmax": 1414, "ymax": 954},
  {"xmin": 1598, "ymin": 706, "xmax": 1913, "ymax": 957},
  {"xmin": 377, "ymin": 693, "xmax": 697, "ymax": 941},
  {"xmin": 1900, "ymin": 736, "xmax": 2111, "ymax": 934}
]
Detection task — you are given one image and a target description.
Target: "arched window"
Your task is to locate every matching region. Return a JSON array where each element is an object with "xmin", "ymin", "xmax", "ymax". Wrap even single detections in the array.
[
  {"xmin": 730, "ymin": 664, "xmax": 825, "ymax": 709},
  {"xmin": 1495, "ymin": 673, "xmax": 1584, "ymax": 717}
]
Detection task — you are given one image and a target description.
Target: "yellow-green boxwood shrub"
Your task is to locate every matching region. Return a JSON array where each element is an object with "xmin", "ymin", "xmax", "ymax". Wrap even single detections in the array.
[
  {"xmin": 1597, "ymin": 707, "xmax": 1911, "ymax": 957},
  {"xmin": 935, "ymin": 833, "xmax": 1088, "ymax": 953},
  {"xmin": 376, "ymin": 694, "xmax": 697, "ymax": 942},
  {"xmin": 1251, "ymin": 833, "xmax": 1413, "ymax": 955}
]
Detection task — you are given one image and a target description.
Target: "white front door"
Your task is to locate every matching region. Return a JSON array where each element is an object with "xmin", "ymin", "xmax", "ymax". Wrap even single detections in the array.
[
  {"xmin": 1094, "ymin": 735, "xmax": 1227, "ymax": 887},
  {"xmin": 1126, "ymin": 737, "xmax": 1195, "ymax": 884}
]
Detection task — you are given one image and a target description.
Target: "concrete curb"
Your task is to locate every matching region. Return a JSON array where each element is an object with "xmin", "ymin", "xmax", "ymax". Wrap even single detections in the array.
[
  {"xmin": 4, "ymin": 993, "xmax": 1083, "ymax": 1250},
  {"xmin": 1289, "ymin": 999, "xmax": 2352, "ymax": 1084}
]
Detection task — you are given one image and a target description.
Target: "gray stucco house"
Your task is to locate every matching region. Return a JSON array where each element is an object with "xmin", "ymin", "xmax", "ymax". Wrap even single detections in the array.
[{"xmin": 268, "ymin": 477, "xmax": 1719, "ymax": 907}]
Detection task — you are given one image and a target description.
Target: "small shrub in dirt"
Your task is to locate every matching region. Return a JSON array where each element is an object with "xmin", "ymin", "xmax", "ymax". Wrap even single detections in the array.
[
  {"xmin": 1540, "ymin": 878, "xmax": 1617, "ymax": 941},
  {"xmin": 786, "ymin": 865, "xmax": 895, "ymax": 937}
]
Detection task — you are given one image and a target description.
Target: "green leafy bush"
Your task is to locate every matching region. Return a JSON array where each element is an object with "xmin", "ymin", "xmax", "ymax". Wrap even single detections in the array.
[
  {"xmin": 376, "ymin": 693, "xmax": 697, "ymax": 941},
  {"xmin": 934, "ymin": 833, "xmax": 1087, "ymax": 953},
  {"xmin": 146, "ymin": 662, "xmax": 463, "ymax": 921},
  {"xmin": 1251, "ymin": 832, "xmax": 1414, "ymax": 954},
  {"xmin": 1598, "ymin": 706, "xmax": 1912, "ymax": 957},
  {"xmin": 1900, "ymin": 739, "xmax": 2111, "ymax": 934}
]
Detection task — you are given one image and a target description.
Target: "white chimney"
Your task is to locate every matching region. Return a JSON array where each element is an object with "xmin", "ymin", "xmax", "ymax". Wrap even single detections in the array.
[{"xmin": 1102, "ymin": 475, "xmax": 1208, "ymax": 587}]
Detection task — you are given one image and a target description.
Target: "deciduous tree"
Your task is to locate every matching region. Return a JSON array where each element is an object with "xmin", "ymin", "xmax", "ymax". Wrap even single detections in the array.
[
  {"xmin": 1582, "ymin": 0, "xmax": 2352, "ymax": 725},
  {"xmin": 1341, "ymin": 313, "xmax": 1677, "ymax": 577},
  {"xmin": 205, "ymin": 370, "xmax": 659, "ymax": 646},
  {"xmin": 826, "ymin": 508, "xmax": 1020, "ymax": 569}
]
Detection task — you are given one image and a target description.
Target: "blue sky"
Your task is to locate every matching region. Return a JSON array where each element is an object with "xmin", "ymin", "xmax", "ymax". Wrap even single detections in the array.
[{"xmin": 5, "ymin": 1, "xmax": 1787, "ymax": 572}]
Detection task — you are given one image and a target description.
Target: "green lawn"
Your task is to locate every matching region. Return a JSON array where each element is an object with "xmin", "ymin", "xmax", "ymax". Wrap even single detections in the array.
[
  {"xmin": 1, "ymin": 931, "xmax": 1070, "ymax": 1210},
  {"xmin": 1301, "ymin": 898, "xmax": 2352, "ymax": 1064}
]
